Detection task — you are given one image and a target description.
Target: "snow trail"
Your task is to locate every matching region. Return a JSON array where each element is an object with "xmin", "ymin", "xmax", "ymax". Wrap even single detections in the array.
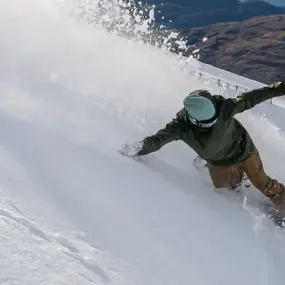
[{"xmin": 1, "ymin": 0, "xmax": 285, "ymax": 284}]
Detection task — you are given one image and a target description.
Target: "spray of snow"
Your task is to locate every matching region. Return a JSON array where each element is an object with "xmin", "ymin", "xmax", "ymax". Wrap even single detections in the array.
[{"xmin": 0, "ymin": 0, "xmax": 285, "ymax": 284}]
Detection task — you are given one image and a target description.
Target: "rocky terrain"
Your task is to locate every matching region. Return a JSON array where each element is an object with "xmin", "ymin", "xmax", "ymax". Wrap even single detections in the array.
[
  {"xmin": 137, "ymin": 0, "xmax": 285, "ymax": 84},
  {"xmin": 146, "ymin": 0, "xmax": 285, "ymax": 29},
  {"xmin": 179, "ymin": 15, "xmax": 285, "ymax": 84}
]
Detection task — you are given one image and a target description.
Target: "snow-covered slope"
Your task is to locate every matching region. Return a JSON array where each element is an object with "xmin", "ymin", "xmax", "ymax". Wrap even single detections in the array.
[{"xmin": 1, "ymin": 1, "xmax": 285, "ymax": 284}]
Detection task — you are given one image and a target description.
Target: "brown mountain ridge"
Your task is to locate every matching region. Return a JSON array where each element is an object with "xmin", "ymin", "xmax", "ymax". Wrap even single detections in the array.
[{"xmin": 179, "ymin": 15, "xmax": 285, "ymax": 84}]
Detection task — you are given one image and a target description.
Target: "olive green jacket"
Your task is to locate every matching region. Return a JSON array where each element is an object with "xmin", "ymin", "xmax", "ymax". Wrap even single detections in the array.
[{"xmin": 138, "ymin": 82, "xmax": 285, "ymax": 165}]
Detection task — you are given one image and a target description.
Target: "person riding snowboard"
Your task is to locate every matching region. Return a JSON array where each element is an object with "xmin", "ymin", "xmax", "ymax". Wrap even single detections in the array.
[{"xmin": 121, "ymin": 82, "xmax": 285, "ymax": 211}]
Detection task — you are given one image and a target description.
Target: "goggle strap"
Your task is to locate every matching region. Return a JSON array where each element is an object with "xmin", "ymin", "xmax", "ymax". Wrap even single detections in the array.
[{"xmin": 188, "ymin": 114, "xmax": 217, "ymax": 128}]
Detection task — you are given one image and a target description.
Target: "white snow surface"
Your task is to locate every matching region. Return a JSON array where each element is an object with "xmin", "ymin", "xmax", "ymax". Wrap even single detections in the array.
[{"xmin": 1, "ymin": 1, "xmax": 285, "ymax": 284}]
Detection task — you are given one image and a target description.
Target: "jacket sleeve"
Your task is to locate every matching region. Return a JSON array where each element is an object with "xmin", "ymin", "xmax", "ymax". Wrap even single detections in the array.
[
  {"xmin": 230, "ymin": 82, "xmax": 285, "ymax": 116},
  {"xmin": 138, "ymin": 118, "xmax": 183, "ymax": 156}
]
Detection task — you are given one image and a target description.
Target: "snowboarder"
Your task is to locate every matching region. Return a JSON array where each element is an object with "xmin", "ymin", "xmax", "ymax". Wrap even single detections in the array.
[{"xmin": 121, "ymin": 82, "xmax": 285, "ymax": 211}]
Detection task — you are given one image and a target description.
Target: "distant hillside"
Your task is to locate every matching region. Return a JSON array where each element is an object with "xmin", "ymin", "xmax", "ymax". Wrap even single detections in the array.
[
  {"xmin": 142, "ymin": 0, "xmax": 285, "ymax": 29},
  {"xmin": 179, "ymin": 15, "xmax": 285, "ymax": 84}
]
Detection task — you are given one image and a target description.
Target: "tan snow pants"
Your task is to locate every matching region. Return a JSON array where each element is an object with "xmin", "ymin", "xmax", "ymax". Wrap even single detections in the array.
[{"xmin": 207, "ymin": 152, "xmax": 285, "ymax": 200}]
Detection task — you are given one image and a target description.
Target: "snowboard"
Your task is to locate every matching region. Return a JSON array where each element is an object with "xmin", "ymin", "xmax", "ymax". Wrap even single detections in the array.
[
  {"xmin": 119, "ymin": 149, "xmax": 285, "ymax": 228},
  {"xmin": 193, "ymin": 155, "xmax": 285, "ymax": 228}
]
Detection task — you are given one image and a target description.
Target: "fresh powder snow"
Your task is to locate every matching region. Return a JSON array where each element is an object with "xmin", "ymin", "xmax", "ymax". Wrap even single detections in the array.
[{"xmin": 1, "ymin": 1, "xmax": 285, "ymax": 285}]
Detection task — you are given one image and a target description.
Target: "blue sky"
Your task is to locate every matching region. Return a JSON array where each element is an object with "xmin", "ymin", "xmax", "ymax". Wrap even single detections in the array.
[
  {"xmin": 265, "ymin": 0, "xmax": 285, "ymax": 6},
  {"xmin": 241, "ymin": 0, "xmax": 285, "ymax": 7}
]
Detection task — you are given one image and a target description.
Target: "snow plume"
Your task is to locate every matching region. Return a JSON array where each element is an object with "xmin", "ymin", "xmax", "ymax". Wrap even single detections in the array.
[
  {"xmin": 1, "ymin": 1, "xmax": 285, "ymax": 284},
  {"xmin": 58, "ymin": 0, "xmax": 192, "ymax": 55},
  {"xmin": 60, "ymin": 0, "xmax": 156, "ymax": 40}
]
